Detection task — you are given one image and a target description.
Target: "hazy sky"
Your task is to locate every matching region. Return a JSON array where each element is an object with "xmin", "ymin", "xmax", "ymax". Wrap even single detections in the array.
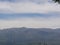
[{"xmin": 0, "ymin": 0, "xmax": 60, "ymax": 29}]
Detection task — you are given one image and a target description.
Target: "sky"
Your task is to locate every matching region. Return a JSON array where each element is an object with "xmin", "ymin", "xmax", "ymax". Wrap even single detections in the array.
[{"xmin": 0, "ymin": 0, "xmax": 60, "ymax": 29}]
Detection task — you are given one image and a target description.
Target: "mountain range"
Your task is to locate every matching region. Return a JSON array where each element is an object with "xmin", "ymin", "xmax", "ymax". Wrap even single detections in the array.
[{"xmin": 0, "ymin": 27, "xmax": 60, "ymax": 45}]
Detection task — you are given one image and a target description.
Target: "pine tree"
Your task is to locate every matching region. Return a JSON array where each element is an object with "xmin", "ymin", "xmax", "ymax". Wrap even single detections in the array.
[{"xmin": 53, "ymin": 0, "xmax": 60, "ymax": 4}]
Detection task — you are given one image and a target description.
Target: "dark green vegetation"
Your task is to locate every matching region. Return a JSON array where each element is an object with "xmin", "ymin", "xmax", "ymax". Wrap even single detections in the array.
[
  {"xmin": 0, "ymin": 27, "xmax": 60, "ymax": 45},
  {"xmin": 53, "ymin": 0, "xmax": 60, "ymax": 3}
]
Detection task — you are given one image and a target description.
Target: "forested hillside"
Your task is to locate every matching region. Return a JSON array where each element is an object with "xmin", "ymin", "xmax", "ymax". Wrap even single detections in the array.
[{"xmin": 0, "ymin": 27, "xmax": 60, "ymax": 45}]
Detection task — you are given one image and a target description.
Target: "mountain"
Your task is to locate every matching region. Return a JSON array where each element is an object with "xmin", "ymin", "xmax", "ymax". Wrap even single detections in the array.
[{"xmin": 0, "ymin": 27, "xmax": 60, "ymax": 45}]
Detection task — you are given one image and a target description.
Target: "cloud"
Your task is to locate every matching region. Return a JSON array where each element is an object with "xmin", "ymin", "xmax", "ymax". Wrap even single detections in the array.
[
  {"xmin": 0, "ymin": 1, "xmax": 60, "ymax": 13},
  {"xmin": 0, "ymin": 17, "xmax": 60, "ymax": 29},
  {"xmin": 0, "ymin": 0, "xmax": 50, "ymax": 3},
  {"xmin": 0, "ymin": 0, "xmax": 60, "ymax": 29}
]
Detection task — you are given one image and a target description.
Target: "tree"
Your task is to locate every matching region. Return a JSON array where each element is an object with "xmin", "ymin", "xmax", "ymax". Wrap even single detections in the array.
[{"xmin": 52, "ymin": 0, "xmax": 60, "ymax": 4}]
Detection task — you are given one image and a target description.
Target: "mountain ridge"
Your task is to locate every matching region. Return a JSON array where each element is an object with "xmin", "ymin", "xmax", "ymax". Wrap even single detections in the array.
[{"xmin": 0, "ymin": 27, "xmax": 60, "ymax": 45}]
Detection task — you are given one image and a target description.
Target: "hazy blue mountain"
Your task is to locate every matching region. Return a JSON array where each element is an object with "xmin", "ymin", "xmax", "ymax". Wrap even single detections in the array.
[{"xmin": 0, "ymin": 27, "xmax": 60, "ymax": 45}]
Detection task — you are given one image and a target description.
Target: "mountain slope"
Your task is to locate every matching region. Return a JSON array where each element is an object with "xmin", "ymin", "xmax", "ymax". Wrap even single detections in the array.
[{"xmin": 0, "ymin": 27, "xmax": 60, "ymax": 45}]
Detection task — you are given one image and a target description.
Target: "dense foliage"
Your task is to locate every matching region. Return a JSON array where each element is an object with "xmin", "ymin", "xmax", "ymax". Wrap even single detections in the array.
[{"xmin": 53, "ymin": 0, "xmax": 60, "ymax": 3}]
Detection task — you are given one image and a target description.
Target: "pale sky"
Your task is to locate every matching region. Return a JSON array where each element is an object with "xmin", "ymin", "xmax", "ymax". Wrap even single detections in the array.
[{"xmin": 0, "ymin": 0, "xmax": 60, "ymax": 29}]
